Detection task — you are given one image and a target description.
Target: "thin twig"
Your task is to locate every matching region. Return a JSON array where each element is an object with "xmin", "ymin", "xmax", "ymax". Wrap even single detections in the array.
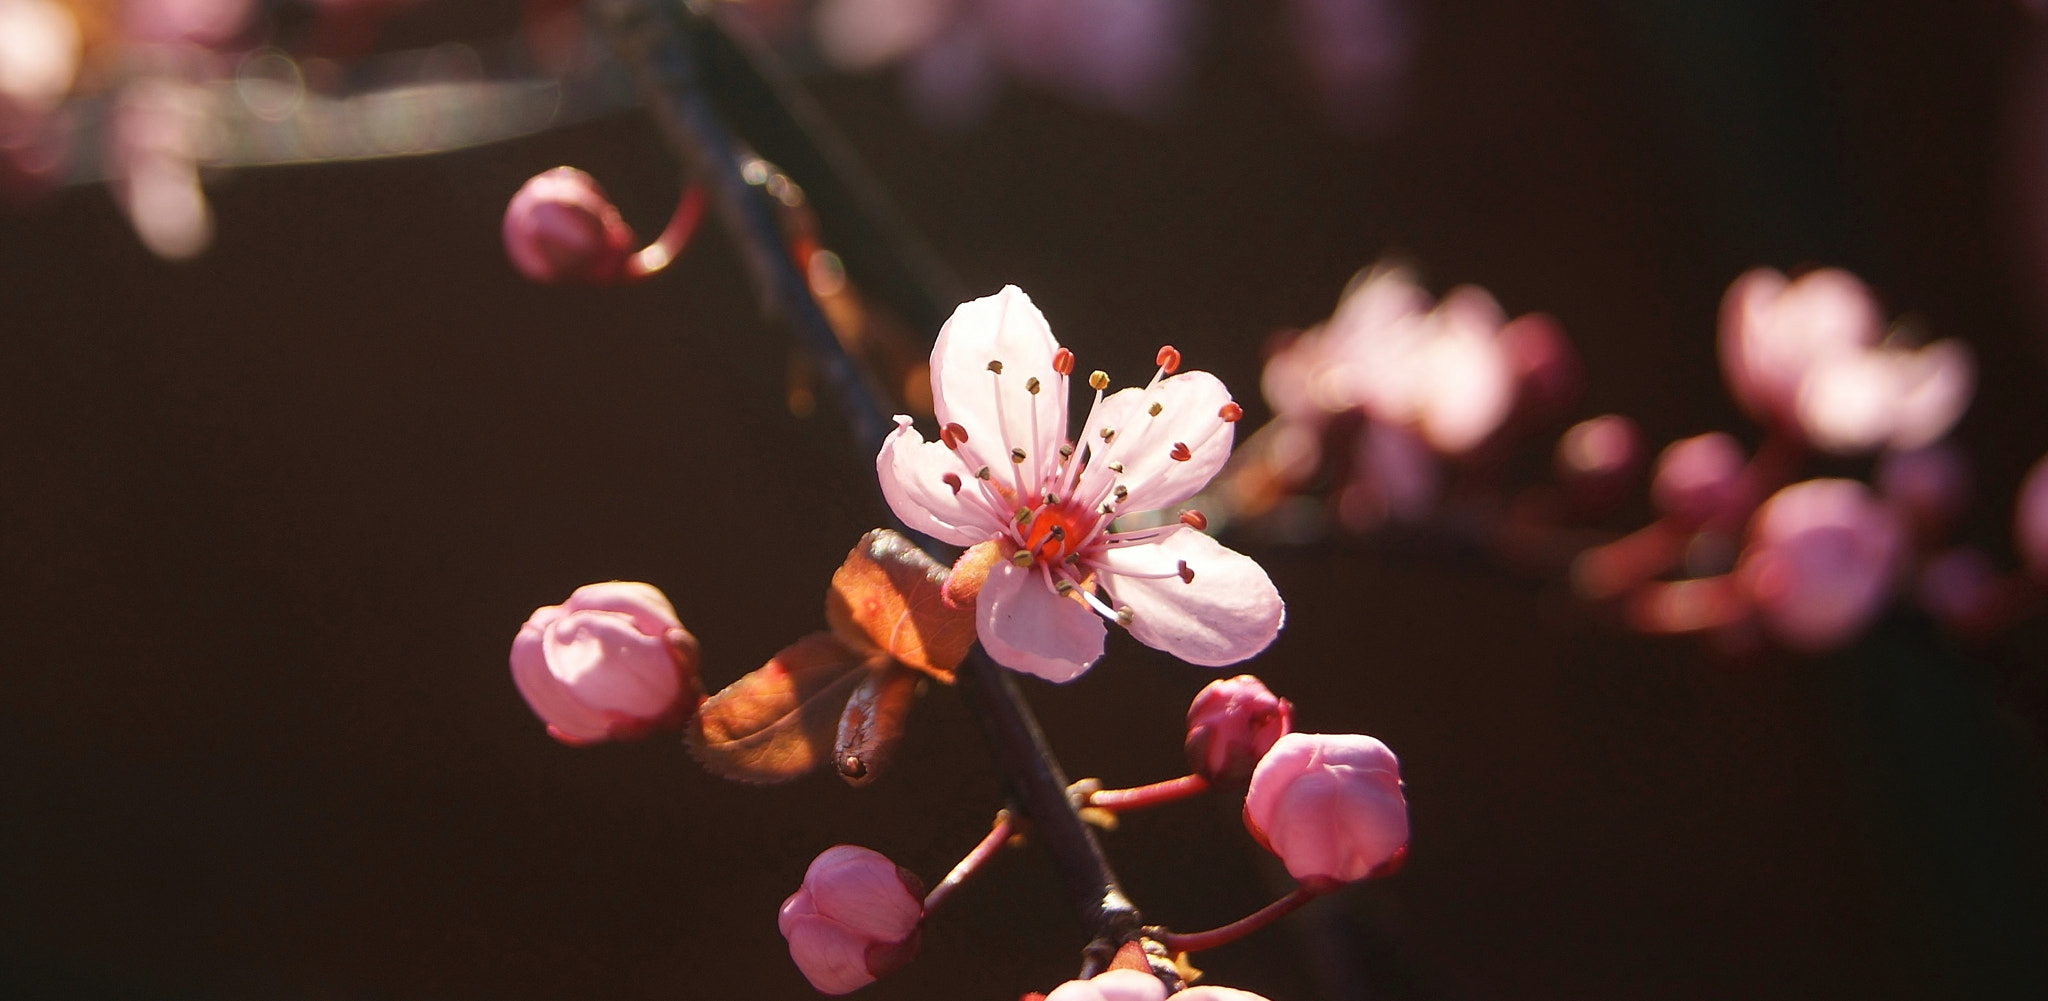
[{"xmin": 924, "ymin": 810, "xmax": 1014, "ymax": 915}]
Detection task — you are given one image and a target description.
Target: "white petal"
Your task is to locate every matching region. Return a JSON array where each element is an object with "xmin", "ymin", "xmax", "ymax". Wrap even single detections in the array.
[
  {"xmin": 1075, "ymin": 370, "xmax": 1235, "ymax": 513},
  {"xmin": 1891, "ymin": 339, "xmax": 1973, "ymax": 451},
  {"xmin": 976, "ymin": 560, "xmax": 1105, "ymax": 683},
  {"xmin": 1097, "ymin": 528, "xmax": 1283, "ymax": 667},
  {"xmin": 877, "ymin": 415, "xmax": 1000, "ymax": 547},
  {"xmin": 929, "ymin": 286, "xmax": 1065, "ymax": 474}
]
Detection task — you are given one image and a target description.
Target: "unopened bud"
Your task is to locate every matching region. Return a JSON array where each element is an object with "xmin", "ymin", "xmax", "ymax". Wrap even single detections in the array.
[
  {"xmin": 778, "ymin": 845, "xmax": 925, "ymax": 994},
  {"xmin": 1244, "ymin": 733, "xmax": 1409, "ymax": 884},
  {"xmin": 509, "ymin": 582, "xmax": 701, "ymax": 745},
  {"xmin": 502, "ymin": 167, "xmax": 637, "ymax": 285},
  {"xmin": 1185, "ymin": 675, "xmax": 1294, "ymax": 783}
]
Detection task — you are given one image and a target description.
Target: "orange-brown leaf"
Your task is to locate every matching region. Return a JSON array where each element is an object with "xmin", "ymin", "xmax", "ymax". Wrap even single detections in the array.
[
  {"xmin": 825, "ymin": 529, "xmax": 976, "ymax": 682},
  {"xmin": 686, "ymin": 632, "xmax": 873, "ymax": 784}
]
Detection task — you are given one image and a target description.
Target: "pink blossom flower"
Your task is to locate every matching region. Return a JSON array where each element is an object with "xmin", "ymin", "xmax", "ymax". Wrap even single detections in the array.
[
  {"xmin": 877, "ymin": 286, "xmax": 1284, "ymax": 682},
  {"xmin": 1717, "ymin": 267, "xmax": 1972, "ymax": 452},
  {"xmin": 1876, "ymin": 442, "xmax": 1971, "ymax": 536},
  {"xmin": 501, "ymin": 167, "xmax": 638, "ymax": 286},
  {"xmin": 1243, "ymin": 732, "xmax": 1409, "ymax": 886},
  {"xmin": 778, "ymin": 845, "xmax": 924, "ymax": 995},
  {"xmin": 508, "ymin": 581, "xmax": 701, "ymax": 745},
  {"xmin": 1185, "ymin": 674, "xmax": 1294, "ymax": 783},
  {"xmin": 1042, "ymin": 969, "xmax": 1169, "ymax": 1001},
  {"xmin": 1736, "ymin": 479, "xmax": 1905, "ymax": 653},
  {"xmin": 1268, "ymin": 264, "xmax": 1521, "ymax": 455}
]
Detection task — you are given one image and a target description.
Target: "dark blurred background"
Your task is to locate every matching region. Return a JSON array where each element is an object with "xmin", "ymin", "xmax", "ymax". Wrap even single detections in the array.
[{"xmin": 4, "ymin": 1, "xmax": 2047, "ymax": 999}]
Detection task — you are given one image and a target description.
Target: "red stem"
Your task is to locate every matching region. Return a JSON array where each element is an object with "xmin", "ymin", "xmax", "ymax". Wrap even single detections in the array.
[
  {"xmin": 625, "ymin": 182, "xmax": 706, "ymax": 279},
  {"xmin": 923, "ymin": 811, "xmax": 1013, "ymax": 915},
  {"xmin": 1086, "ymin": 774, "xmax": 1210, "ymax": 812},
  {"xmin": 1155, "ymin": 885, "xmax": 1323, "ymax": 954}
]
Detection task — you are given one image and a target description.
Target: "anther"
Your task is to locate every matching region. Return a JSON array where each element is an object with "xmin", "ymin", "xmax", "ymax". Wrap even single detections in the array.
[
  {"xmin": 1113, "ymin": 485, "xmax": 1128, "ymax": 501},
  {"xmin": 1148, "ymin": 402, "xmax": 1163, "ymax": 417},
  {"xmin": 1169, "ymin": 442, "xmax": 1192, "ymax": 462},
  {"xmin": 1058, "ymin": 443, "xmax": 1074, "ymax": 459},
  {"xmin": 1055, "ymin": 578, "xmax": 1075, "ymax": 594},
  {"xmin": 1115, "ymin": 606, "xmax": 1135, "ymax": 626},
  {"xmin": 1010, "ymin": 447, "xmax": 1028, "ymax": 464},
  {"xmin": 1089, "ymin": 371, "xmax": 1110, "ymax": 391},
  {"xmin": 1180, "ymin": 509, "xmax": 1209, "ymax": 530},
  {"xmin": 942, "ymin": 473, "xmax": 963, "ymax": 495},
  {"xmin": 1053, "ymin": 348, "xmax": 1075, "ymax": 375},
  {"xmin": 1064, "ymin": 553, "xmax": 1081, "ymax": 565},
  {"xmin": 1025, "ymin": 377, "xmax": 1041, "ymax": 394},
  {"xmin": 976, "ymin": 466, "xmax": 992, "ymax": 480},
  {"xmin": 987, "ymin": 360, "xmax": 1004, "ymax": 374},
  {"xmin": 943, "ymin": 422, "xmax": 970, "ymax": 447},
  {"xmin": 1048, "ymin": 526, "xmax": 1067, "ymax": 540},
  {"xmin": 1177, "ymin": 560, "xmax": 1195, "ymax": 584},
  {"xmin": 1011, "ymin": 549, "xmax": 1035, "ymax": 568},
  {"xmin": 1043, "ymin": 492, "xmax": 1058, "ymax": 506},
  {"xmin": 1108, "ymin": 461, "xmax": 1125, "ymax": 474},
  {"xmin": 1155, "ymin": 345, "xmax": 1181, "ymax": 373},
  {"xmin": 1102, "ymin": 503, "xmax": 1116, "ymax": 514},
  {"xmin": 1015, "ymin": 507, "xmax": 1031, "ymax": 524},
  {"xmin": 1218, "ymin": 401, "xmax": 1243, "ymax": 423},
  {"xmin": 1099, "ymin": 427, "xmax": 1117, "ymax": 442}
]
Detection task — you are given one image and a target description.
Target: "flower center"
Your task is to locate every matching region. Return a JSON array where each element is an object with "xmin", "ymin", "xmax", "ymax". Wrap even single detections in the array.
[{"xmin": 1023, "ymin": 502, "xmax": 1093, "ymax": 564}]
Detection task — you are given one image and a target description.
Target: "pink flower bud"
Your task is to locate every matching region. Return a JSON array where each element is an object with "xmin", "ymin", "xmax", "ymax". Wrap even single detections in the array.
[
  {"xmin": 1043, "ymin": 969, "xmax": 1169, "ymax": 1001},
  {"xmin": 1554, "ymin": 414, "xmax": 1642, "ymax": 512},
  {"xmin": 778, "ymin": 845, "xmax": 925, "ymax": 995},
  {"xmin": 1185, "ymin": 674, "xmax": 1294, "ymax": 783},
  {"xmin": 1651, "ymin": 432, "xmax": 1747, "ymax": 528},
  {"xmin": 502, "ymin": 166, "xmax": 637, "ymax": 285},
  {"xmin": 1243, "ymin": 733, "xmax": 1409, "ymax": 886},
  {"xmin": 509, "ymin": 581, "xmax": 700, "ymax": 746},
  {"xmin": 1736, "ymin": 479, "xmax": 1904, "ymax": 653},
  {"xmin": 2016, "ymin": 452, "xmax": 2048, "ymax": 579},
  {"xmin": 1718, "ymin": 267, "xmax": 1883, "ymax": 430}
]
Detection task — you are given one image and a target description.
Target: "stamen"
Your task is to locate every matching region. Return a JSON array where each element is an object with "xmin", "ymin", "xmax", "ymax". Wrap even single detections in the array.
[
  {"xmin": 987, "ymin": 360, "xmax": 1004, "ymax": 374},
  {"xmin": 1178, "ymin": 560, "xmax": 1194, "ymax": 584},
  {"xmin": 1113, "ymin": 485, "xmax": 1128, "ymax": 502},
  {"xmin": 1014, "ymin": 507, "xmax": 1031, "ymax": 524},
  {"xmin": 944, "ymin": 422, "xmax": 970, "ymax": 446},
  {"xmin": 1011, "ymin": 549, "xmax": 1035, "ymax": 568},
  {"xmin": 1099, "ymin": 427, "xmax": 1117, "ymax": 443},
  {"xmin": 1053, "ymin": 348, "xmax": 1075, "ymax": 375},
  {"xmin": 1025, "ymin": 377, "xmax": 1041, "ymax": 394},
  {"xmin": 1148, "ymin": 402, "xmax": 1163, "ymax": 417},
  {"xmin": 1059, "ymin": 443, "xmax": 1074, "ymax": 459},
  {"xmin": 1169, "ymin": 442, "xmax": 1192, "ymax": 462},
  {"xmin": 1156, "ymin": 345, "xmax": 1181, "ymax": 373},
  {"xmin": 1078, "ymin": 588, "xmax": 1122, "ymax": 623},
  {"xmin": 1108, "ymin": 462, "xmax": 1125, "ymax": 474},
  {"xmin": 1089, "ymin": 371, "xmax": 1110, "ymax": 391},
  {"xmin": 1180, "ymin": 509, "xmax": 1209, "ymax": 530},
  {"xmin": 1218, "ymin": 402, "xmax": 1243, "ymax": 423},
  {"xmin": 1115, "ymin": 606, "xmax": 1134, "ymax": 626},
  {"xmin": 942, "ymin": 473, "xmax": 963, "ymax": 495},
  {"xmin": 1055, "ymin": 578, "xmax": 1075, "ymax": 594},
  {"xmin": 976, "ymin": 466, "xmax": 992, "ymax": 480},
  {"xmin": 1010, "ymin": 447, "xmax": 1028, "ymax": 464}
]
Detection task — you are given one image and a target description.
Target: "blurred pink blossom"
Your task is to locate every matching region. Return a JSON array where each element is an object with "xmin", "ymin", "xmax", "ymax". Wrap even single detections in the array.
[
  {"xmin": 1651, "ymin": 432, "xmax": 1748, "ymax": 528},
  {"xmin": 1271, "ymin": 264, "xmax": 1527, "ymax": 456},
  {"xmin": 0, "ymin": 0, "xmax": 79, "ymax": 198},
  {"xmin": 508, "ymin": 581, "xmax": 701, "ymax": 745},
  {"xmin": 1287, "ymin": 0, "xmax": 1413, "ymax": 134},
  {"xmin": 813, "ymin": 0, "xmax": 1195, "ymax": 123},
  {"xmin": 502, "ymin": 167, "xmax": 639, "ymax": 285},
  {"xmin": 1185, "ymin": 674, "xmax": 1295, "ymax": 783},
  {"xmin": 122, "ymin": 0, "xmax": 255, "ymax": 46},
  {"xmin": 778, "ymin": 845, "xmax": 924, "ymax": 995},
  {"xmin": 2014, "ymin": 451, "xmax": 2048, "ymax": 578},
  {"xmin": 1875, "ymin": 442, "xmax": 1971, "ymax": 536},
  {"xmin": 1717, "ymin": 267, "xmax": 1972, "ymax": 453},
  {"xmin": 1736, "ymin": 479, "xmax": 1905, "ymax": 652},
  {"xmin": 877, "ymin": 286, "xmax": 1283, "ymax": 681},
  {"xmin": 1243, "ymin": 732, "xmax": 1408, "ymax": 886},
  {"xmin": 1170, "ymin": 988, "xmax": 1273, "ymax": 1001}
]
